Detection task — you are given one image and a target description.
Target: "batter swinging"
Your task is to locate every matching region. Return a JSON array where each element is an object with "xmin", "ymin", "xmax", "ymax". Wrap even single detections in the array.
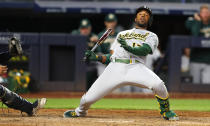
[{"xmin": 64, "ymin": 6, "xmax": 179, "ymax": 120}]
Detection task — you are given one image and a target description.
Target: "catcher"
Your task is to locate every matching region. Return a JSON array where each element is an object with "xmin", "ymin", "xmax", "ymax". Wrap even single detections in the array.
[{"xmin": 0, "ymin": 37, "xmax": 46, "ymax": 116}]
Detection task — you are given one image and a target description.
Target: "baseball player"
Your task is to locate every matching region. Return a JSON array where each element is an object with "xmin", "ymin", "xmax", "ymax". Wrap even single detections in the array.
[
  {"xmin": 72, "ymin": 19, "xmax": 100, "ymax": 90},
  {"xmin": 185, "ymin": 5, "xmax": 210, "ymax": 83},
  {"xmin": 0, "ymin": 37, "xmax": 46, "ymax": 116},
  {"xmin": 64, "ymin": 6, "xmax": 179, "ymax": 120},
  {"xmin": 97, "ymin": 13, "xmax": 119, "ymax": 77},
  {"xmin": 98, "ymin": 13, "xmax": 118, "ymax": 54}
]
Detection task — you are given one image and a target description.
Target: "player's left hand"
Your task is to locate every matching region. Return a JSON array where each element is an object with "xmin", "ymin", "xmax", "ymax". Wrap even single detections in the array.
[
  {"xmin": 117, "ymin": 37, "xmax": 127, "ymax": 48},
  {"xmin": 117, "ymin": 37, "xmax": 133, "ymax": 52}
]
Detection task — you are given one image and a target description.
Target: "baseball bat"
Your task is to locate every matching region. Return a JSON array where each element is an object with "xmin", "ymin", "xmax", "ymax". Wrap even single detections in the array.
[
  {"xmin": 91, "ymin": 28, "xmax": 112, "ymax": 52},
  {"xmin": 84, "ymin": 28, "xmax": 112, "ymax": 61}
]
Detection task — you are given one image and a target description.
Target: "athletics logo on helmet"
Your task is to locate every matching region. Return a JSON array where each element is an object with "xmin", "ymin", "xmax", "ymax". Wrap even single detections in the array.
[
  {"xmin": 79, "ymin": 19, "xmax": 91, "ymax": 29},
  {"xmin": 135, "ymin": 6, "xmax": 153, "ymax": 27}
]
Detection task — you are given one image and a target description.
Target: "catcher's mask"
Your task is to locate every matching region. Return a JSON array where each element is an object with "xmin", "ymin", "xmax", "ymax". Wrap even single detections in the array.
[{"xmin": 135, "ymin": 6, "xmax": 153, "ymax": 27}]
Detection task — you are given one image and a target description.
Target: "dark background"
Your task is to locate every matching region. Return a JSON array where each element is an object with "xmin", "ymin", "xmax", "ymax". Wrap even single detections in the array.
[{"xmin": 0, "ymin": 8, "xmax": 190, "ymax": 51}]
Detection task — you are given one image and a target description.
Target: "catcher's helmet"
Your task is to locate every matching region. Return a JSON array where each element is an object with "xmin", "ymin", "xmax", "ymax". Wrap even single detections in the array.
[{"xmin": 135, "ymin": 6, "xmax": 153, "ymax": 27}]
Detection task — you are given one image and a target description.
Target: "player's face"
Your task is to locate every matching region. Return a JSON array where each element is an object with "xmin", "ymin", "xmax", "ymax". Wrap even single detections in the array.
[
  {"xmin": 200, "ymin": 8, "xmax": 210, "ymax": 23},
  {"xmin": 80, "ymin": 27, "xmax": 91, "ymax": 36},
  {"xmin": 105, "ymin": 21, "xmax": 117, "ymax": 29},
  {"xmin": 135, "ymin": 10, "xmax": 150, "ymax": 28}
]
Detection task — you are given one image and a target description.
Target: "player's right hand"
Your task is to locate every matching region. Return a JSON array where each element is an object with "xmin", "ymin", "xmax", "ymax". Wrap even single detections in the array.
[{"xmin": 85, "ymin": 50, "xmax": 98, "ymax": 61}]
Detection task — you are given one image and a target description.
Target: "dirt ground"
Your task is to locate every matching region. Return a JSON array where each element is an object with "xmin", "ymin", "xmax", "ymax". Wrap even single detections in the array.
[
  {"xmin": 1, "ymin": 92, "xmax": 210, "ymax": 126},
  {"xmin": 1, "ymin": 109, "xmax": 210, "ymax": 126}
]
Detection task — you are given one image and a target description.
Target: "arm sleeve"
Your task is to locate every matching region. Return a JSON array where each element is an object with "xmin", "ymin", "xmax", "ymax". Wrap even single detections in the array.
[
  {"xmin": 185, "ymin": 17, "xmax": 201, "ymax": 36},
  {"xmin": 123, "ymin": 43, "xmax": 152, "ymax": 56},
  {"xmin": 143, "ymin": 34, "xmax": 159, "ymax": 54}
]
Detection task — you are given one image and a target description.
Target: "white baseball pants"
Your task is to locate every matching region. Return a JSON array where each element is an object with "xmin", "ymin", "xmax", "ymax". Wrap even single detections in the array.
[{"xmin": 75, "ymin": 62, "xmax": 168, "ymax": 116}]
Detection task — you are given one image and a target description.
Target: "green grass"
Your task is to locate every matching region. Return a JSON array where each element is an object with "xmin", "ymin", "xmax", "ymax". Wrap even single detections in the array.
[
  {"xmin": 23, "ymin": 98, "xmax": 210, "ymax": 112},
  {"xmin": 2, "ymin": 98, "xmax": 210, "ymax": 111}
]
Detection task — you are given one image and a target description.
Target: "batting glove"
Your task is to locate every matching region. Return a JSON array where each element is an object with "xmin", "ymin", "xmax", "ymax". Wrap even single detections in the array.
[
  {"xmin": 85, "ymin": 50, "xmax": 99, "ymax": 61},
  {"xmin": 117, "ymin": 37, "xmax": 133, "ymax": 52}
]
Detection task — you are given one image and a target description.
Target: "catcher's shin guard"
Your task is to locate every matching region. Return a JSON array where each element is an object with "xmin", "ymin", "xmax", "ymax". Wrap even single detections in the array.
[
  {"xmin": 0, "ymin": 85, "xmax": 35, "ymax": 115},
  {"xmin": 155, "ymin": 95, "xmax": 179, "ymax": 120}
]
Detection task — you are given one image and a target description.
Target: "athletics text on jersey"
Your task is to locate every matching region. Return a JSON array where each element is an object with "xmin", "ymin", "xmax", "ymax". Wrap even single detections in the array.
[{"xmin": 111, "ymin": 28, "xmax": 159, "ymax": 64}]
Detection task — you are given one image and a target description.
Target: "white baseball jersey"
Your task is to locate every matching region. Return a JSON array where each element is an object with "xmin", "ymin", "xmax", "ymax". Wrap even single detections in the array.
[{"xmin": 111, "ymin": 28, "xmax": 159, "ymax": 64}]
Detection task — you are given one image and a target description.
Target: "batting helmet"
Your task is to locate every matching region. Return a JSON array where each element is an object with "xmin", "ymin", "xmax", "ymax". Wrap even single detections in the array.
[{"xmin": 135, "ymin": 6, "xmax": 153, "ymax": 27}]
